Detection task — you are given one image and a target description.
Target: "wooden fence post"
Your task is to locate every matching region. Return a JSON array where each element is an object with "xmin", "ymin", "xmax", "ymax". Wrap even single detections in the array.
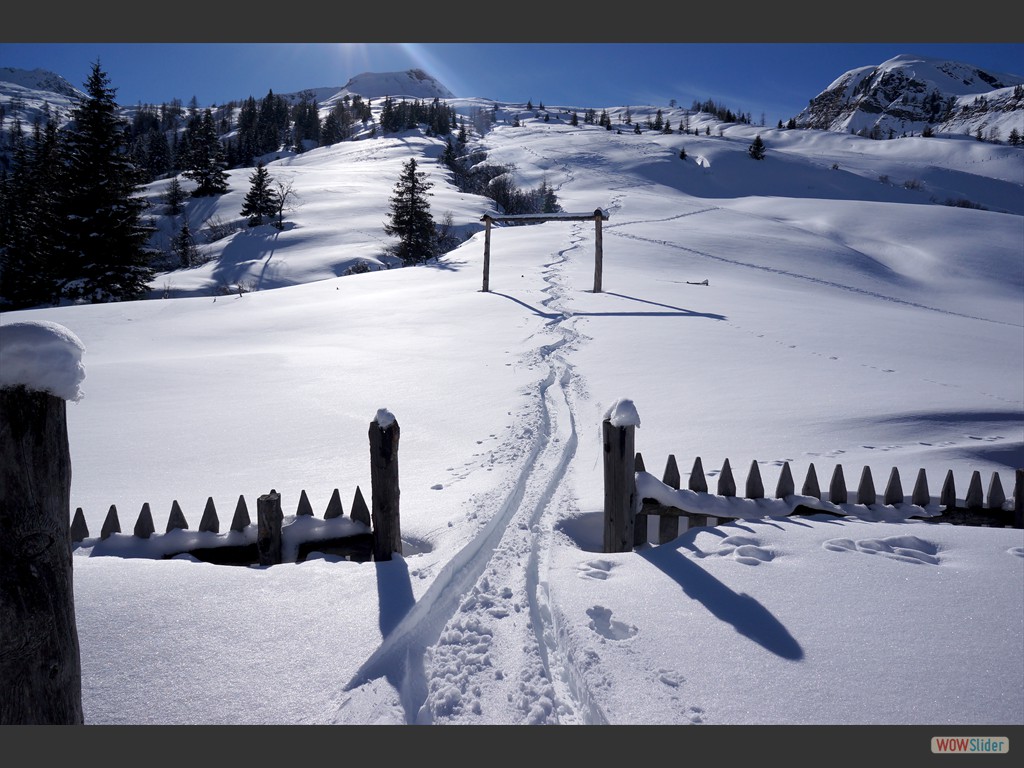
[
  {"xmin": 481, "ymin": 216, "xmax": 492, "ymax": 292},
  {"xmin": 0, "ymin": 386, "xmax": 83, "ymax": 724},
  {"xmin": 659, "ymin": 455, "xmax": 681, "ymax": 544},
  {"xmin": 593, "ymin": 209, "xmax": 604, "ymax": 293},
  {"xmin": 369, "ymin": 411, "xmax": 402, "ymax": 561},
  {"xmin": 602, "ymin": 417, "xmax": 635, "ymax": 553},
  {"xmin": 257, "ymin": 490, "xmax": 283, "ymax": 565},
  {"xmin": 1015, "ymin": 469, "xmax": 1023, "ymax": 529}
]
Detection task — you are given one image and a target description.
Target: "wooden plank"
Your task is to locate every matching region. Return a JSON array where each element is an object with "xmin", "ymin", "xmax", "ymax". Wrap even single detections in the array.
[
  {"xmin": 101, "ymin": 504, "xmax": 121, "ymax": 540},
  {"xmin": 351, "ymin": 486, "xmax": 370, "ymax": 528},
  {"xmin": 965, "ymin": 471, "xmax": 984, "ymax": 510},
  {"xmin": 659, "ymin": 455, "xmax": 681, "ymax": 543},
  {"xmin": 1015, "ymin": 469, "xmax": 1023, "ymax": 529},
  {"xmin": 688, "ymin": 456, "xmax": 708, "ymax": 493},
  {"xmin": 70, "ymin": 507, "xmax": 89, "ymax": 542},
  {"xmin": 481, "ymin": 209, "xmax": 609, "ymax": 224},
  {"xmin": 134, "ymin": 502, "xmax": 155, "ymax": 539},
  {"xmin": 775, "ymin": 462, "xmax": 794, "ymax": 499},
  {"xmin": 745, "ymin": 460, "xmax": 764, "ymax": 499},
  {"xmin": 199, "ymin": 497, "xmax": 219, "ymax": 533},
  {"xmin": 801, "ymin": 463, "xmax": 820, "ymax": 499},
  {"xmin": 230, "ymin": 495, "xmax": 251, "ymax": 532},
  {"xmin": 884, "ymin": 467, "xmax": 904, "ymax": 506},
  {"xmin": 166, "ymin": 500, "xmax": 188, "ymax": 532},
  {"xmin": 717, "ymin": 458, "xmax": 736, "ymax": 497},
  {"xmin": 324, "ymin": 488, "xmax": 345, "ymax": 519},
  {"xmin": 912, "ymin": 469, "xmax": 930, "ymax": 506},
  {"xmin": 940, "ymin": 470, "xmax": 957, "ymax": 508},
  {"xmin": 857, "ymin": 466, "xmax": 876, "ymax": 506},
  {"xmin": 829, "ymin": 464, "xmax": 848, "ymax": 504},
  {"xmin": 987, "ymin": 472, "xmax": 1006, "ymax": 510}
]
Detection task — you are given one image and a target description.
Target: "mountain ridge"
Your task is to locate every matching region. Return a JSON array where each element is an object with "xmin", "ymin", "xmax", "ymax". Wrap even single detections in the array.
[
  {"xmin": 2, "ymin": 58, "xmax": 1022, "ymax": 142},
  {"xmin": 795, "ymin": 54, "xmax": 1024, "ymax": 140}
]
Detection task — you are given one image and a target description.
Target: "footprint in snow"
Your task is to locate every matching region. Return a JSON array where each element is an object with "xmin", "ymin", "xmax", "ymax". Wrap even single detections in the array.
[
  {"xmin": 716, "ymin": 535, "xmax": 774, "ymax": 565},
  {"xmin": 823, "ymin": 535, "xmax": 939, "ymax": 565},
  {"xmin": 577, "ymin": 559, "xmax": 615, "ymax": 580},
  {"xmin": 587, "ymin": 605, "xmax": 637, "ymax": 641}
]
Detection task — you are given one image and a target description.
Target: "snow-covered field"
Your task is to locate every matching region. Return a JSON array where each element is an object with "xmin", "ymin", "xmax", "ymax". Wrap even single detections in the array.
[{"xmin": 2, "ymin": 101, "xmax": 1022, "ymax": 737}]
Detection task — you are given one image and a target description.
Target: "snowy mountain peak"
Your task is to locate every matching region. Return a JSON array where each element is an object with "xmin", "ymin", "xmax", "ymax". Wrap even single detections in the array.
[
  {"xmin": 336, "ymin": 68, "xmax": 455, "ymax": 100},
  {"xmin": 795, "ymin": 54, "xmax": 1024, "ymax": 139},
  {"xmin": 0, "ymin": 66, "xmax": 84, "ymax": 100}
]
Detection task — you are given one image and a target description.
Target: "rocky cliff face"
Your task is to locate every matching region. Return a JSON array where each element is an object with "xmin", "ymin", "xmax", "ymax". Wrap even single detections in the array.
[{"xmin": 794, "ymin": 54, "xmax": 1024, "ymax": 140}]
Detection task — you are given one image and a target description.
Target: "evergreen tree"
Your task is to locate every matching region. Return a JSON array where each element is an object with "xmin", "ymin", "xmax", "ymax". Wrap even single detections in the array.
[
  {"xmin": 538, "ymin": 179, "xmax": 561, "ymax": 214},
  {"xmin": 172, "ymin": 220, "xmax": 200, "ymax": 267},
  {"xmin": 163, "ymin": 177, "xmax": 187, "ymax": 215},
  {"xmin": 55, "ymin": 60, "xmax": 155, "ymax": 303},
  {"xmin": 240, "ymin": 162, "xmax": 279, "ymax": 226},
  {"xmin": 0, "ymin": 117, "xmax": 64, "ymax": 308},
  {"xmin": 384, "ymin": 158, "xmax": 436, "ymax": 265},
  {"xmin": 748, "ymin": 134, "xmax": 766, "ymax": 160},
  {"xmin": 183, "ymin": 109, "xmax": 229, "ymax": 196}
]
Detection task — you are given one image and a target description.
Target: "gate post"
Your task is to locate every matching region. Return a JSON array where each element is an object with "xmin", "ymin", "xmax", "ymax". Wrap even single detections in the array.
[
  {"xmin": 369, "ymin": 409, "xmax": 402, "ymax": 561},
  {"xmin": 0, "ymin": 320, "xmax": 86, "ymax": 724},
  {"xmin": 481, "ymin": 215, "xmax": 492, "ymax": 293},
  {"xmin": 602, "ymin": 411, "xmax": 637, "ymax": 553},
  {"xmin": 257, "ymin": 490, "xmax": 283, "ymax": 565}
]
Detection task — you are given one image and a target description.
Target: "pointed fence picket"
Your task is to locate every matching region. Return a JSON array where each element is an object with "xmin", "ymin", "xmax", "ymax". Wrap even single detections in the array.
[
  {"xmin": 602, "ymin": 416, "xmax": 1023, "ymax": 554},
  {"xmin": 69, "ymin": 413, "xmax": 402, "ymax": 564}
]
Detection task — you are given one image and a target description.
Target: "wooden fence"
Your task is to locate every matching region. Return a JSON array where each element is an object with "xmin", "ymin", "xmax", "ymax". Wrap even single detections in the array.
[
  {"xmin": 602, "ymin": 416, "xmax": 1024, "ymax": 554},
  {"xmin": 69, "ymin": 411, "xmax": 403, "ymax": 565}
]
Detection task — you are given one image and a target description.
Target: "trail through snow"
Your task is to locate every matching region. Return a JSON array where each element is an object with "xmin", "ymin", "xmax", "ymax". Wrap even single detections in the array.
[{"xmin": 333, "ymin": 225, "xmax": 592, "ymax": 724}]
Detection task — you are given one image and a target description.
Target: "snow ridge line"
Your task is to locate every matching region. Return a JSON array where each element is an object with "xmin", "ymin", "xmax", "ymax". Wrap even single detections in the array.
[{"xmin": 608, "ymin": 228, "xmax": 1021, "ymax": 327}]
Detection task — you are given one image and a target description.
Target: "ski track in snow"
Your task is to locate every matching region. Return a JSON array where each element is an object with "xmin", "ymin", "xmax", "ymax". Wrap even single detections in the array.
[
  {"xmin": 333, "ymin": 223, "xmax": 596, "ymax": 724},
  {"xmin": 607, "ymin": 219, "xmax": 1020, "ymax": 328}
]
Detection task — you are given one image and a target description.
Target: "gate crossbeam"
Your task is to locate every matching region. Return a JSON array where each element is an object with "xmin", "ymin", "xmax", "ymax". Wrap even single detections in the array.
[{"xmin": 479, "ymin": 208, "xmax": 609, "ymax": 293}]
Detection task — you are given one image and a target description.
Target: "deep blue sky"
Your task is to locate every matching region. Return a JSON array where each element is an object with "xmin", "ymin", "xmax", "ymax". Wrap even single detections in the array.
[{"xmin": 2, "ymin": 42, "xmax": 1021, "ymax": 126}]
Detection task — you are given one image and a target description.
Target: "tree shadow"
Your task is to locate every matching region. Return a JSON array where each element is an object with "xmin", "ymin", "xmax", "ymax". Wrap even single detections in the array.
[{"xmin": 637, "ymin": 543, "xmax": 804, "ymax": 660}]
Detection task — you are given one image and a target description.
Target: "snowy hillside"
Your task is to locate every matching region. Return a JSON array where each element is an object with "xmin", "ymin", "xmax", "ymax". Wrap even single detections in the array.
[
  {"xmin": 0, "ymin": 66, "xmax": 83, "ymax": 129},
  {"xmin": 335, "ymin": 68, "xmax": 455, "ymax": 101},
  {"xmin": 0, "ymin": 61, "xmax": 1022, "ymax": 731},
  {"xmin": 796, "ymin": 54, "xmax": 1024, "ymax": 139}
]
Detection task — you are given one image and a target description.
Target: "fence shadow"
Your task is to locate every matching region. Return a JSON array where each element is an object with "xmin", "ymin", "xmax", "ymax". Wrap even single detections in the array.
[
  {"xmin": 637, "ymin": 542, "xmax": 804, "ymax": 660},
  {"xmin": 490, "ymin": 291, "xmax": 727, "ymax": 321},
  {"xmin": 602, "ymin": 292, "xmax": 726, "ymax": 320},
  {"xmin": 375, "ymin": 556, "xmax": 416, "ymax": 638}
]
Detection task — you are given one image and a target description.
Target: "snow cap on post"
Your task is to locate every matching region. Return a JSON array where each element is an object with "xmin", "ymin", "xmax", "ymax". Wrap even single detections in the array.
[
  {"xmin": 0, "ymin": 320, "xmax": 86, "ymax": 402},
  {"xmin": 374, "ymin": 408, "xmax": 396, "ymax": 428},
  {"xmin": 604, "ymin": 398, "xmax": 640, "ymax": 428}
]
